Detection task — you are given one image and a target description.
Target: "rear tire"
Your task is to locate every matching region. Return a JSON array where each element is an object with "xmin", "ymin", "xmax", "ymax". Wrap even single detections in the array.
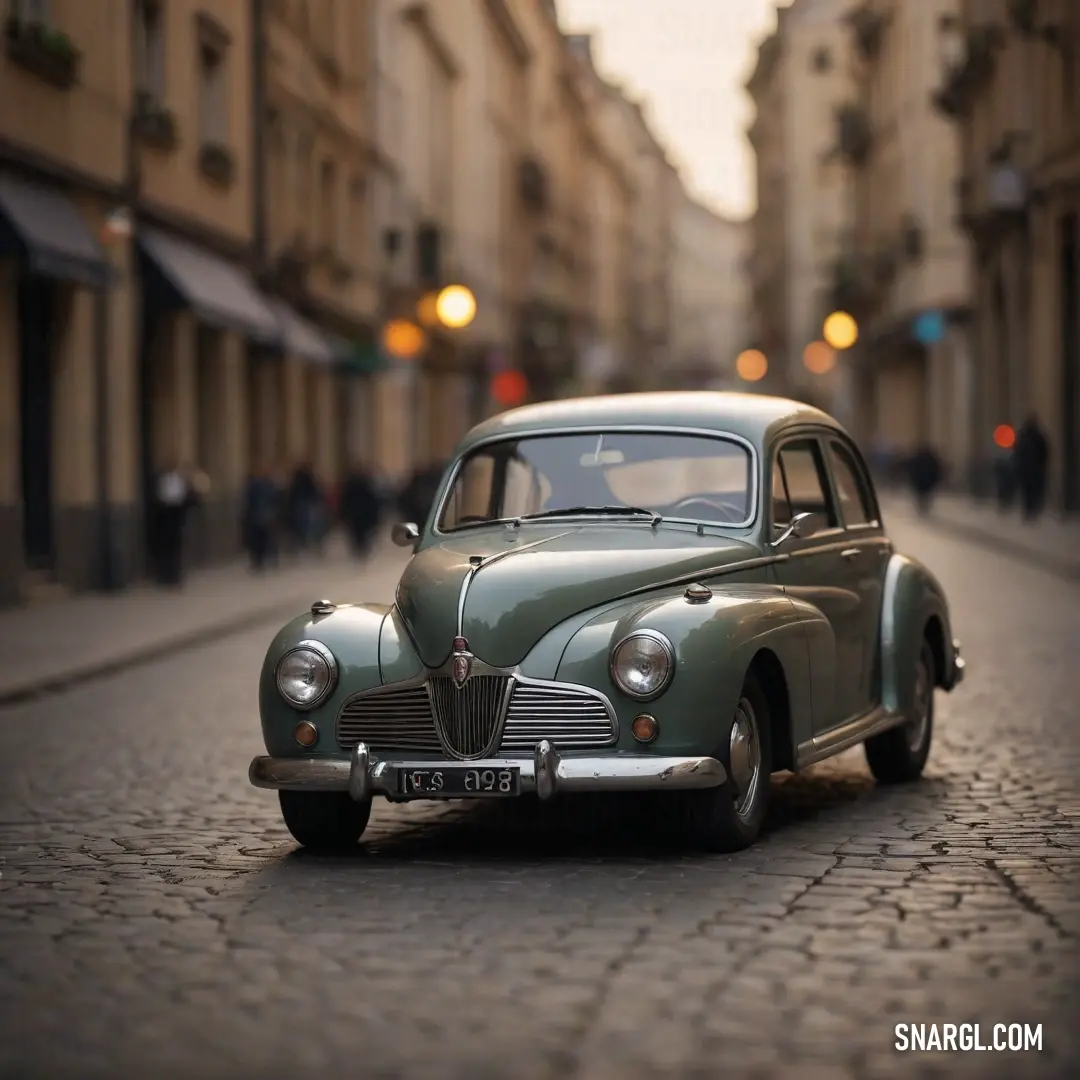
[
  {"xmin": 279, "ymin": 790, "xmax": 372, "ymax": 850},
  {"xmin": 865, "ymin": 638, "xmax": 935, "ymax": 784},
  {"xmin": 681, "ymin": 670, "xmax": 773, "ymax": 853}
]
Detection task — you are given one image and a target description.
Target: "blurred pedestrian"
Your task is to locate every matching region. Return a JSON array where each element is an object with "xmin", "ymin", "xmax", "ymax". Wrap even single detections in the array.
[
  {"xmin": 340, "ymin": 460, "xmax": 383, "ymax": 556},
  {"xmin": 397, "ymin": 460, "xmax": 445, "ymax": 526},
  {"xmin": 286, "ymin": 460, "xmax": 322, "ymax": 552},
  {"xmin": 242, "ymin": 463, "xmax": 281, "ymax": 572},
  {"xmin": 992, "ymin": 447, "xmax": 1017, "ymax": 512},
  {"xmin": 151, "ymin": 456, "xmax": 199, "ymax": 586},
  {"xmin": 907, "ymin": 444, "xmax": 943, "ymax": 516},
  {"xmin": 1013, "ymin": 413, "xmax": 1050, "ymax": 522}
]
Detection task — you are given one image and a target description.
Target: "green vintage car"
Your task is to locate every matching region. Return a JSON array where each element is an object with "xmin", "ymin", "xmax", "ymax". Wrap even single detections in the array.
[{"xmin": 249, "ymin": 392, "xmax": 965, "ymax": 852}]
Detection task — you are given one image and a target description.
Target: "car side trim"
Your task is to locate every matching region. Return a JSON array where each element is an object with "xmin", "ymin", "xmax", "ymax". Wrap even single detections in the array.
[{"xmin": 794, "ymin": 704, "xmax": 908, "ymax": 770}]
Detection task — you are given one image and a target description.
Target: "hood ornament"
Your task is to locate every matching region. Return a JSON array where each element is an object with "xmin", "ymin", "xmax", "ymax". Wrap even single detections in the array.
[{"xmin": 451, "ymin": 635, "xmax": 472, "ymax": 689}]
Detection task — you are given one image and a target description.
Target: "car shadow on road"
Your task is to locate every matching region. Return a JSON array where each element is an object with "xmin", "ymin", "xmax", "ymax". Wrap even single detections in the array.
[{"xmin": 261, "ymin": 761, "xmax": 940, "ymax": 871}]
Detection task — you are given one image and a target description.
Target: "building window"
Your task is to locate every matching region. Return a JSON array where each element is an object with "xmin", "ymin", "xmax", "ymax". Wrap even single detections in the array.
[
  {"xmin": 318, "ymin": 158, "xmax": 337, "ymax": 250},
  {"xmin": 12, "ymin": 0, "xmax": 50, "ymax": 22},
  {"xmin": 197, "ymin": 36, "xmax": 228, "ymax": 145},
  {"xmin": 135, "ymin": 0, "xmax": 165, "ymax": 100},
  {"xmin": 811, "ymin": 46, "xmax": 831, "ymax": 74},
  {"xmin": 348, "ymin": 175, "xmax": 366, "ymax": 264}
]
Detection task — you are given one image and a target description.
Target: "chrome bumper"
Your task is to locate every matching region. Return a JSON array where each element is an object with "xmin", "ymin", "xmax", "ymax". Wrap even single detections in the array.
[
  {"xmin": 951, "ymin": 638, "xmax": 966, "ymax": 688},
  {"xmin": 249, "ymin": 740, "xmax": 727, "ymax": 802}
]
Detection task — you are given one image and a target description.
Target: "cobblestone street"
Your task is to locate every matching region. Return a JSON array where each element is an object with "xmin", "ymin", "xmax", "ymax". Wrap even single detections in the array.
[{"xmin": 1, "ymin": 511, "xmax": 1077, "ymax": 1080}]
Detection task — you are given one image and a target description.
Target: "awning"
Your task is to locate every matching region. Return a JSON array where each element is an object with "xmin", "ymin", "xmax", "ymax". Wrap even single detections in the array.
[
  {"xmin": 137, "ymin": 226, "xmax": 281, "ymax": 345},
  {"xmin": 268, "ymin": 298, "xmax": 337, "ymax": 364},
  {"xmin": 0, "ymin": 171, "xmax": 111, "ymax": 288}
]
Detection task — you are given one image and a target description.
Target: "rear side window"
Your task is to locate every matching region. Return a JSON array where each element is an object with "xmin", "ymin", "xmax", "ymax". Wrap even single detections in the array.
[
  {"xmin": 828, "ymin": 440, "xmax": 876, "ymax": 526},
  {"xmin": 772, "ymin": 439, "xmax": 838, "ymax": 530}
]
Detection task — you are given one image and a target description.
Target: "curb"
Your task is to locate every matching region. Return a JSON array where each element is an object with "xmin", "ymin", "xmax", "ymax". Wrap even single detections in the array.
[
  {"xmin": 890, "ymin": 505, "xmax": 1080, "ymax": 582},
  {"xmin": 0, "ymin": 594, "xmax": 320, "ymax": 709}
]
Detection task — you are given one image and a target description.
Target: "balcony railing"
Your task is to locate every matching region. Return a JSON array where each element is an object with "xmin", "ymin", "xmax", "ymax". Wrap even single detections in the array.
[
  {"xmin": 835, "ymin": 104, "xmax": 873, "ymax": 165},
  {"xmin": 932, "ymin": 24, "xmax": 1003, "ymax": 120},
  {"xmin": 4, "ymin": 15, "xmax": 81, "ymax": 89},
  {"xmin": 133, "ymin": 92, "xmax": 178, "ymax": 152},
  {"xmin": 846, "ymin": 3, "xmax": 888, "ymax": 61}
]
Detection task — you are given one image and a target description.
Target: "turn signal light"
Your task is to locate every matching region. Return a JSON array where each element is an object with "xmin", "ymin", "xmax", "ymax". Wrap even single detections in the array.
[
  {"xmin": 631, "ymin": 714, "xmax": 659, "ymax": 743},
  {"xmin": 293, "ymin": 721, "xmax": 318, "ymax": 747}
]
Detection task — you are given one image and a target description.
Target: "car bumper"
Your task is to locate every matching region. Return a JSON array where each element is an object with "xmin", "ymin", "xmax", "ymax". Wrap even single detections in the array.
[{"xmin": 249, "ymin": 740, "xmax": 728, "ymax": 802}]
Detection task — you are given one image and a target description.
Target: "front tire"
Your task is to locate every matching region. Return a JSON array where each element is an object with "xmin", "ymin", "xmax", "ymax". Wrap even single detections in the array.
[
  {"xmin": 279, "ymin": 790, "xmax": 372, "ymax": 850},
  {"xmin": 865, "ymin": 638, "xmax": 935, "ymax": 784},
  {"xmin": 681, "ymin": 670, "xmax": 773, "ymax": 853}
]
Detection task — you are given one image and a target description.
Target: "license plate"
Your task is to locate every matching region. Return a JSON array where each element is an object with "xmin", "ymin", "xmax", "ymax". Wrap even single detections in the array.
[{"xmin": 399, "ymin": 765, "xmax": 521, "ymax": 797}]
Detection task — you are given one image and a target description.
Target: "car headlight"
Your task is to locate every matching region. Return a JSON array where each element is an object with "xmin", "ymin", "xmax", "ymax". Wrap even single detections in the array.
[
  {"xmin": 275, "ymin": 640, "xmax": 338, "ymax": 710},
  {"xmin": 610, "ymin": 630, "xmax": 675, "ymax": 700}
]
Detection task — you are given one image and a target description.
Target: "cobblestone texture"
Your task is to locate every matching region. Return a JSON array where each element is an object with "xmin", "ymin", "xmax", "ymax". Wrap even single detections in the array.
[{"xmin": 1, "ymin": 517, "xmax": 1078, "ymax": 1079}]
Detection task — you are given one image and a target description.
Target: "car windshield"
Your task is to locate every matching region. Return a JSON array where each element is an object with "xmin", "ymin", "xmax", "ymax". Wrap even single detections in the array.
[{"xmin": 437, "ymin": 431, "xmax": 753, "ymax": 531}]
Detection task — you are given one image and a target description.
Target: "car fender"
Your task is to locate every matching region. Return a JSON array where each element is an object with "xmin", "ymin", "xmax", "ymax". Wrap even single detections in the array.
[
  {"xmin": 554, "ymin": 585, "xmax": 816, "ymax": 761},
  {"xmin": 880, "ymin": 553, "xmax": 960, "ymax": 719},
  {"xmin": 258, "ymin": 603, "xmax": 391, "ymax": 757}
]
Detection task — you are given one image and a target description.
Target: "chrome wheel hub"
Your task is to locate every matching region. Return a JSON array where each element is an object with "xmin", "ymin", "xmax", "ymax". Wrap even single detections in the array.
[
  {"xmin": 906, "ymin": 655, "xmax": 931, "ymax": 751},
  {"xmin": 729, "ymin": 697, "xmax": 762, "ymax": 818}
]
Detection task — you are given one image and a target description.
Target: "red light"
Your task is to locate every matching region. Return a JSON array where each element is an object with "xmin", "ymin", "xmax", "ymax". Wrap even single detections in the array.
[
  {"xmin": 993, "ymin": 424, "xmax": 1016, "ymax": 449},
  {"xmin": 491, "ymin": 369, "xmax": 528, "ymax": 407}
]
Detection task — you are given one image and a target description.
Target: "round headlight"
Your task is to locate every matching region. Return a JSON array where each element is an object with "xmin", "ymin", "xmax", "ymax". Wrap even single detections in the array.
[
  {"xmin": 610, "ymin": 631, "xmax": 675, "ymax": 700},
  {"xmin": 275, "ymin": 640, "xmax": 338, "ymax": 710}
]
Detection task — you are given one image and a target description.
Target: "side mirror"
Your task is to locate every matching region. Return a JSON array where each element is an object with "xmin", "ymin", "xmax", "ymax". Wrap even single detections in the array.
[
  {"xmin": 391, "ymin": 522, "xmax": 420, "ymax": 547},
  {"xmin": 771, "ymin": 511, "xmax": 822, "ymax": 548}
]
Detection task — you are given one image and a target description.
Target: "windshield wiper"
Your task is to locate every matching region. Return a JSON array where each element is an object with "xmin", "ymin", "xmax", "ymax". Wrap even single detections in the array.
[{"xmin": 517, "ymin": 505, "xmax": 662, "ymax": 526}]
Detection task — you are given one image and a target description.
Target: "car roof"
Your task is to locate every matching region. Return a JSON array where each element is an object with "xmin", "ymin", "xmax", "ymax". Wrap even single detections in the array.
[{"xmin": 456, "ymin": 391, "xmax": 847, "ymax": 454}]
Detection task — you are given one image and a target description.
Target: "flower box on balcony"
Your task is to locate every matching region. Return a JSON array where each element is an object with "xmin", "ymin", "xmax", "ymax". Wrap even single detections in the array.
[
  {"xmin": 4, "ymin": 16, "xmax": 81, "ymax": 89},
  {"xmin": 133, "ymin": 92, "xmax": 178, "ymax": 151},
  {"xmin": 198, "ymin": 142, "xmax": 235, "ymax": 186}
]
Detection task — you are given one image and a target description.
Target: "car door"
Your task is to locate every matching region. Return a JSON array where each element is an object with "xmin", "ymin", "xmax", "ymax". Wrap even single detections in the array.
[
  {"xmin": 822, "ymin": 435, "xmax": 892, "ymax": 715},
  {"xmin": 768, "ymin": 432, "xmax": 865, "ymax": 732}
]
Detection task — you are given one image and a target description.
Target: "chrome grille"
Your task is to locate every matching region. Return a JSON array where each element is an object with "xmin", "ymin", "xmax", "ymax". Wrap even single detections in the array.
[
  {"xmin": 428, "ymin": 675, "xmax": 512, "ymax": 759},
  {"xmin": 336, "ymin": 677, "xmax": 616, "ymax": 757},
  {"xmin": 499, "ymin": 683, "xmax": 615, "ymax": 755},
  {"xmin": 337, "ymin": 685, "xmax": 441, "ymax": 753}
]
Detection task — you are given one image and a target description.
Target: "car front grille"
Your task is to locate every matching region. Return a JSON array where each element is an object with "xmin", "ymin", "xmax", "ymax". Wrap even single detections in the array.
[{"xmin": 336, "ymin": 678, "xmax": 616, "ymax": 757}]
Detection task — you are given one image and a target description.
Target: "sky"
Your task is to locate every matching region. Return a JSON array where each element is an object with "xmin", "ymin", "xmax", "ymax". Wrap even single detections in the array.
[{"xmin": 558, "ymin": 0, "xmax": 786, "ymax": 220}]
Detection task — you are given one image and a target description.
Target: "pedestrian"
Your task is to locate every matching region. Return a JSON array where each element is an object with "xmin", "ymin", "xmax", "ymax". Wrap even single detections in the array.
[
  {"xmin": 151, "ymin": 456, "xmax": 199, "ymax": 586},
  {"xmin": 907, "ymin": 444, "xmax": 944, "ymax": 516},
  {"xmin": 241, "ymin": 463, "xmax": 281, "ymax": 572},
  {"xmin": 1013, "ymin": 413, "xmax": 1050, "ymax": 522},
  {"xmin": 397, "ymin": 460, "xmax": 445, "ymax": 526},
  {"xmin": 340, "ymin": 460, "xmax": 383, "ymax": 556},
  {"xmin": 286, "ymin": 460, "xmax": 321, "ymax": 552}
]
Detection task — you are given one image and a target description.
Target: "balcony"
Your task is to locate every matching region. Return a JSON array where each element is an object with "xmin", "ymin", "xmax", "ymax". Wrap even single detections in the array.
[
  {"xmin": 132, "ymin": 92, "xmax": 178, "ymax": 152},
  {"xmin": 518, "ymin": 155, "xmax": 550, "ymax": 214},
  {"xmin": 198, "ymin": 142, "xmax": 235, "ymax": 187},
  {"xmin": 901, "ymin": 215, "xmax": 924, "ymax": 262},
  {"xmin": 932, "ymin": 24, "xmax": 1002, "ymax": 120},
  {"xmin": 4, "ymin": 15, "xmax": 81, "ymax": 89},
  {"xmin": 835, "ymin": 104, "xmax": 873, "ymax": 166},
  {"xmin": 1007, "ymin": 0, "xmax": 1038, "ymax": 36},
  {"xmin": 846, "ymin": 4, "xmax": 888, "ymax": 62}
]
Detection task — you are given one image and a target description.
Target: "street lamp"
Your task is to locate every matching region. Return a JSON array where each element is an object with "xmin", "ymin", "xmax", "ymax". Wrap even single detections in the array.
[
  {"xmin": 803, "ymin": 339, "xmax": 837, "ymax": 375},
  {"xmin": 435, "ymin": 284, "xmax": 477, "ymax": 330},
  {"xmin": 735, "ymin": 348, "xmax": 768, "ymax": 383},
  {"xmin": 381, "ymin": 318, "xmax": 427, "ymax": 362},
  {"xmin": 823, "ymin": 311, "xmax": 859, "ymax": 350}
]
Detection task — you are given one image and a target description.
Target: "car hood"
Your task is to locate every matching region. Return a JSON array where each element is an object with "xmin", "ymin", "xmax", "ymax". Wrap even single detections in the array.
[{"xmin": 395, "ymin": 525, "xmax": 760, "ymax": 669}]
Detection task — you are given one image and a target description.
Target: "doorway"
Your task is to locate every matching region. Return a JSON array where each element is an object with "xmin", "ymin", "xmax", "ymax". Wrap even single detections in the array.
[
  {"xmin": 1061, "ymin": 213, "xmax": 1079, "ymax": 513},
  {"xmin": 17, "ymin": 272, "xmax": 56, "ymax": 573}
]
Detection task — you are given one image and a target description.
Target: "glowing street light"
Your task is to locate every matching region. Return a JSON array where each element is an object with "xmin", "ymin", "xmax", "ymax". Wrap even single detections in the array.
[
  {"xmin": 435, "ymin": 284, "xmax": 477, "ymax": 330},
  {"xmin": 823, "ymin": 311, "xmax": 858, "ymax": 350},
  {"xmin": 803, "ymin": 340, "xmax": 837, "ymax": 375},
  {"xmin": 735, "ymin": 349, "xmax": 768, "ymax": 383},
  {"xmin": 380, "ymin": 318, "xmax": 427, "ymax": 361}
]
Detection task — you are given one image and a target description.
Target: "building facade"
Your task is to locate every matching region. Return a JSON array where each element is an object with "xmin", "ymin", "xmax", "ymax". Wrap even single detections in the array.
[
  {"xmin": 746, "ymin": 20, "xmax": 791, "ymax": 394},
  {"xmin": 937, "ymin": 0, "xmax": 1080, "ymax": 509},
  {"xmin": 670, "ymin": 189, "xmax": 751, "ymax": 387}
]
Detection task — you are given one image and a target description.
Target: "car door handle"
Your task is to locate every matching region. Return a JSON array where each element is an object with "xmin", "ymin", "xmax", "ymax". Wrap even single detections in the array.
[{"xmin": 840, "ymin": 548, "xmax": 861, "ymax": 561}]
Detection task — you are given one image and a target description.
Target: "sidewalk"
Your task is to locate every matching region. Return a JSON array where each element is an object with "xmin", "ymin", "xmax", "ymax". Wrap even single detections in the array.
[
  {"xmin": 882, "ymin": 489, "xmax": 1080, "ymax": 579},
  {"xmin": 0, "ymin": 532, "xmax": 410, "ymax": 706}
]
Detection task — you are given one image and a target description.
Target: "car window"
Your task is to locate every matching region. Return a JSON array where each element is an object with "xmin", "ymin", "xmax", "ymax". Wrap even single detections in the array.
[
  {"xmin": 828, "ymin": 440, "xmax": 875, "ymax": 526},
  {"xmin": 772, "ymin": 439, "xmax": 838, "ymax": 530}
]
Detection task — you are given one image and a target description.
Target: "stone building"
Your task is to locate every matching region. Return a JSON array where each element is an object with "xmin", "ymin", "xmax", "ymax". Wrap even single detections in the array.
[
  {"xmin": 746, "ymin": 19, "xmax": 791, "ymax": 394},
  {"xmin": 669, "ymin": 189, "xmax": 751, "ymax": 388},
  {"xmin": 936, "ymin": 0, "xmax": 1080, "ymax": 509}
]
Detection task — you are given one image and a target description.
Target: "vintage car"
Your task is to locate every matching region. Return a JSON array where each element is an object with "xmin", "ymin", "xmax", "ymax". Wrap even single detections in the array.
[{"xmin": 249, "ymin": 392, "xmax": 965, "ymax": 852}]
